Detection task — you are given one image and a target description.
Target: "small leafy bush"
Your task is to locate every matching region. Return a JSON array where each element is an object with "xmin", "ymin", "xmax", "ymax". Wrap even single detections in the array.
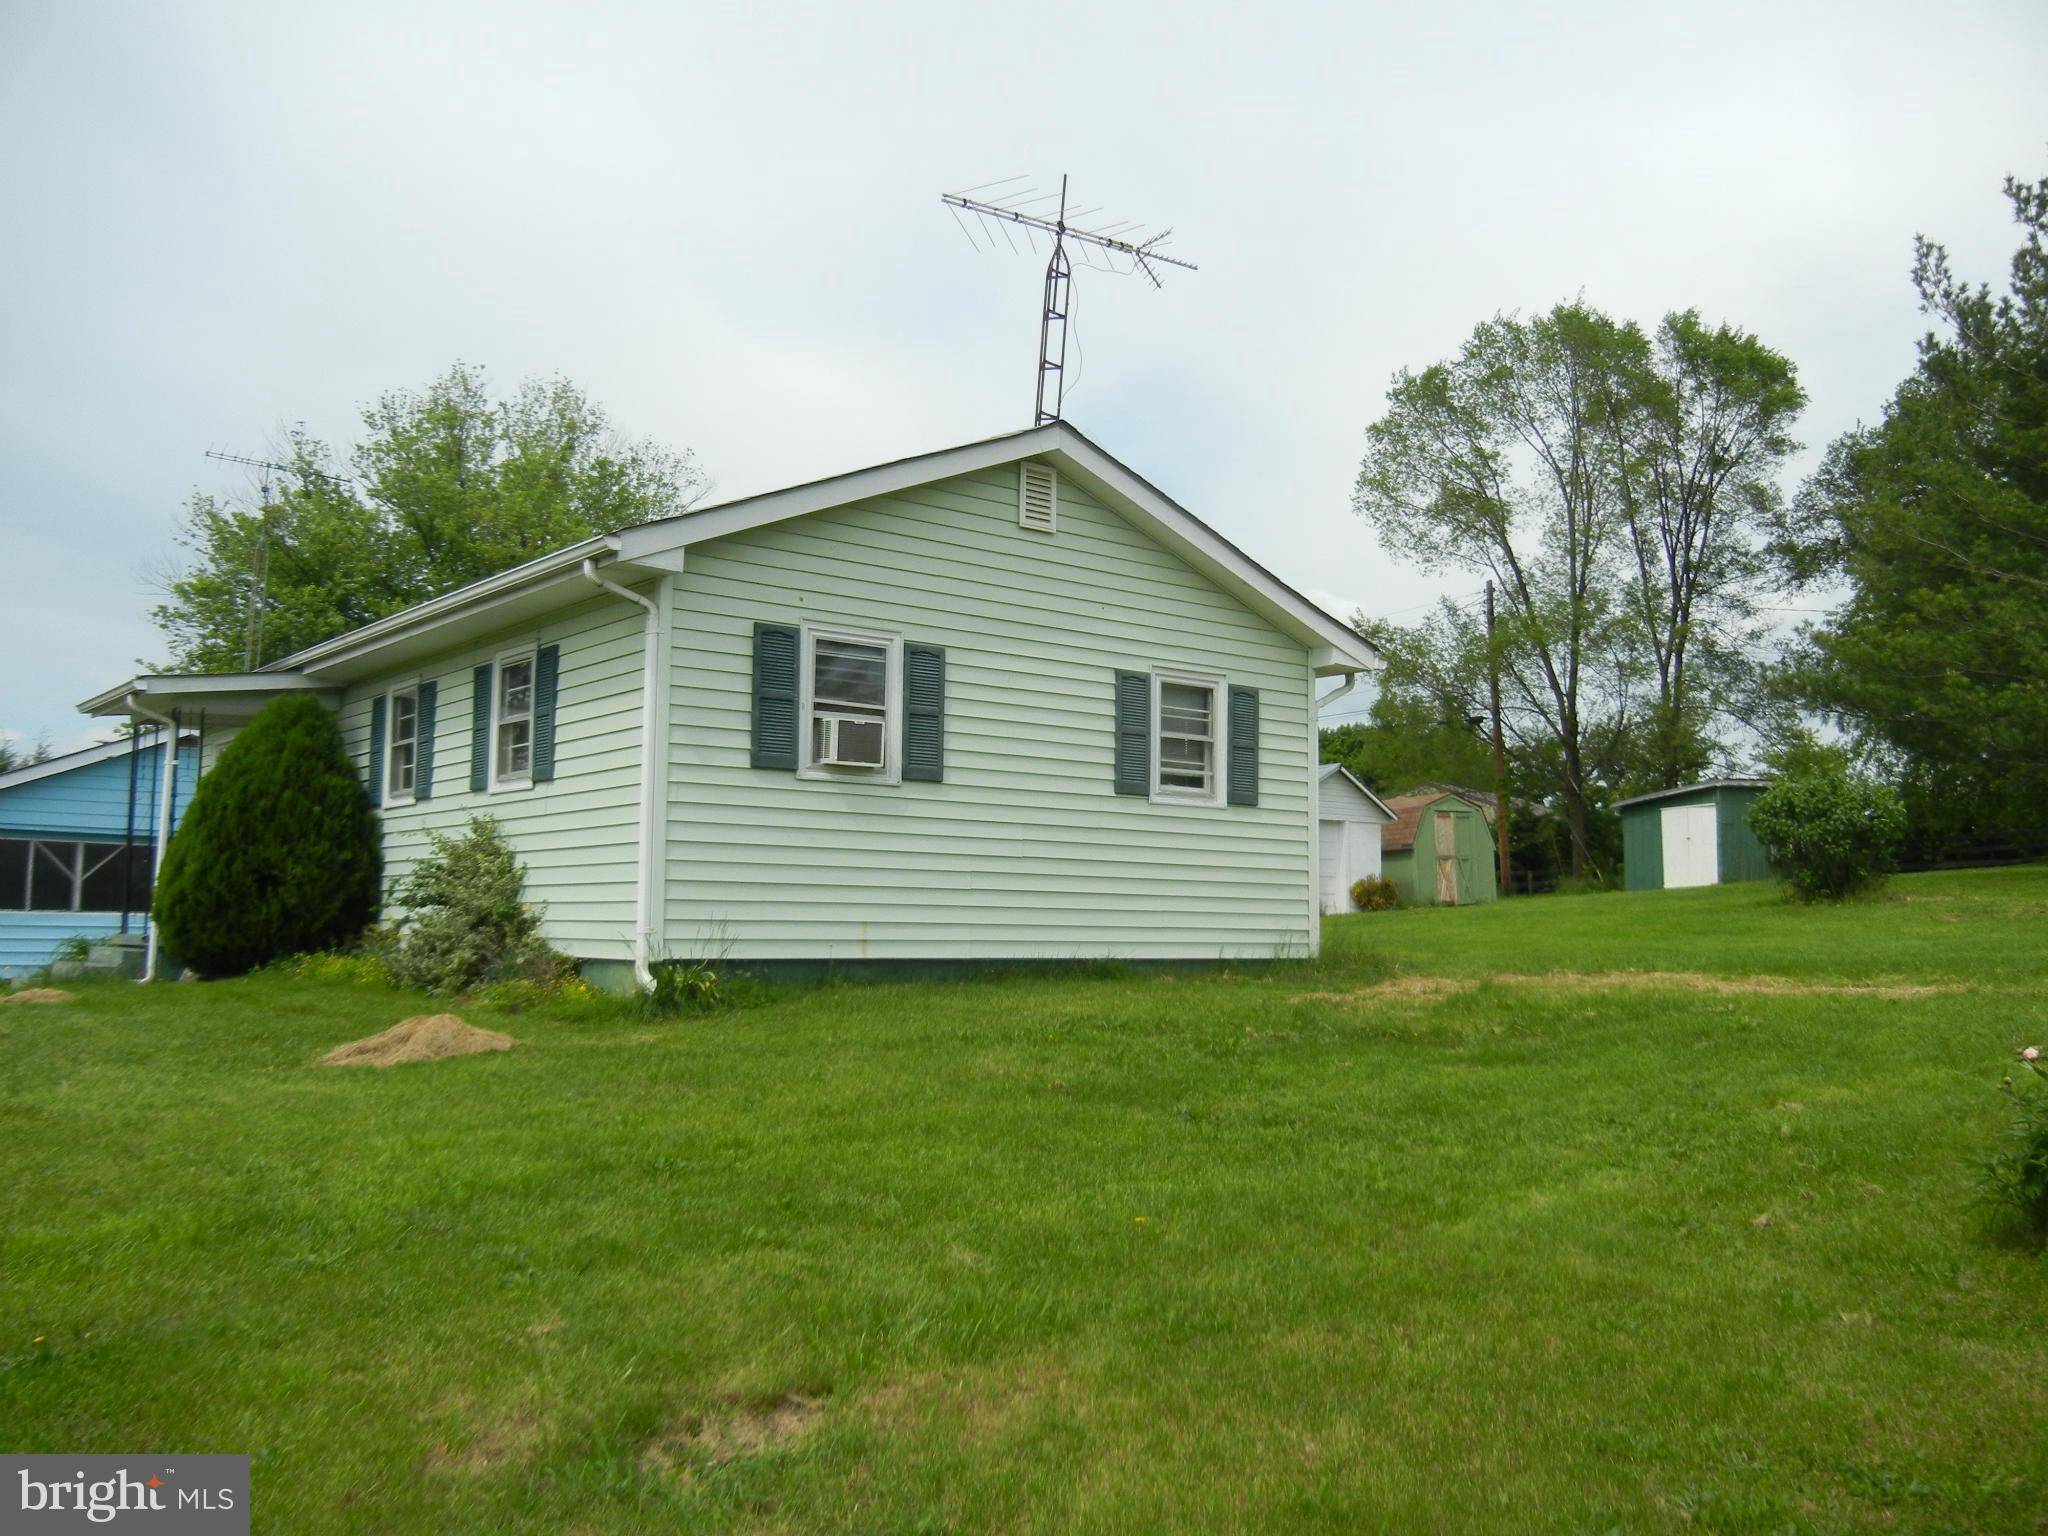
[
  {"xmin": 1748, "ymin": 770, "xmax": 1905, "ymax": 901},
  {"xmin": 153, "ymin": 693, "xmax": 381, "ymax": 975},
  {"xmin": 1982, "ymin": 1046, "xmax": 2048, "ymax": 1238},
  {"xmin": 386, "ymin": 816, "xmax": 569, "ymax": 995},
  {"xmin": 1349, "ymin": 875, "xmax": 1399, "ymax": 912},
  {"xmin": 647, "ymin": 958, "xmax": 724, "ymax": 1014}
]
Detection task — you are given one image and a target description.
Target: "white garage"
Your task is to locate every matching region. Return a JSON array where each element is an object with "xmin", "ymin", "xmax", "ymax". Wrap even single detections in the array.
[{"xmin": 1317, "ymin": 764, "xmax": 1396, "ymax": 914}]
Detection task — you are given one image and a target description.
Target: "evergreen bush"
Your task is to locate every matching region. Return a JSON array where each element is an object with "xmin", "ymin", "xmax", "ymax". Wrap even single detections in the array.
[
  {"xmin": 386, "ymin": 816, "xmax": 567, "ymax": 994},
  {"xmin": 1348, "ymin": 875, "xmax": 1400, "ymax": 911},
  {"xmin": 1748, "ymin": 769, "xmax": 1905, "ymax": 901},
  {"xmin": 152, "ymin": 694, "xmax": 381, "ymax": 975}
]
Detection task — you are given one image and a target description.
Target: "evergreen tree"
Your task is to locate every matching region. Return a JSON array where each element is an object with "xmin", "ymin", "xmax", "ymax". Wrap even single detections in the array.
[{"xmin": 152, "ymin": 695, "xmax": 380, "ymax": 975}]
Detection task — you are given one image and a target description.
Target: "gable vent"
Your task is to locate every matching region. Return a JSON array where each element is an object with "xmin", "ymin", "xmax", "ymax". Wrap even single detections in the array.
[{"xmin": 1018, "ymin": 461, "xmax": 1058, "ymax": 534}]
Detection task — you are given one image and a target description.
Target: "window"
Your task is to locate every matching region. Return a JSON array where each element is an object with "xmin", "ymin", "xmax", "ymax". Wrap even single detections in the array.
[
  {"xmin": 493, "ymin": 651, "xmax": 535, "ymax": 789},
  {"xmin": 1153, "ymin": 670, "xmax": 1226, "ymax": 805},
  {"xmin": 386, "ymin": 685, "xmax": 419, "ymax": 804},
  {"xmin": 800, "ymin": 625, "xmax": 899, "ymax": 781},
  {"xmin": 0, "ymin": 837, "xmax": 152, "ymax": 912}
]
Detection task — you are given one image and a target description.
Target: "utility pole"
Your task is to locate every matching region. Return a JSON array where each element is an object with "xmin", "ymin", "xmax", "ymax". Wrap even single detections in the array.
[
  {"xmin": 941, "ymin": 175, "xmax": 1197, "ymax": 425},
  {"xmin": 1486, "ymin": 580, "xmax": 1512, "ymax": 896}
]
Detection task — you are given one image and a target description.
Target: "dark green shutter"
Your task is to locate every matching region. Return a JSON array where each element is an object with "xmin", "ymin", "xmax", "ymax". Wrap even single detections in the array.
[
  {"xmin": 414, "ymin": 681, "xmax": 438, "ymax": 800},
  {"xmin": 902, "ymin": 643, "xmax": 945, "ymax": 782},
  {"xmin": 532, "ymin": 644, "xmax": 561, "ymax": 783},
  {"xmin": 1113, "ymin": 671, "xmax": 1151, "ymax": 796},
  {"xmin": 1227, "ymin": 685, "xmax": 1260, "ymax": 806},
  {"xmin": 752, "ymin": 622, "xmax": 800, "ymax": 770},
  {"xmin": 470, "ymin": 663, "xmax": 493, "ymax": 792},
  {"xmin": 367, "ymin": 694, "xmax": 387, "ymax": 807}
]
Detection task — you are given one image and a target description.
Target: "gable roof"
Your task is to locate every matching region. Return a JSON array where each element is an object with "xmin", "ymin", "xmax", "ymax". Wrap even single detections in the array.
[
  {"xmin": 1614, "ymin": 777, "xmax": 1771, "ymax": 810},
  {"xmin": 1381, "ymin": 790, "xmax": 1490, "ymax": 853},
  {"xmin": 1317, "ymin": 762, "xmax": 1396, "ymax": 821},
  {"xmin": 620, "ymin": 421, "xmax": 1380, "ymax": 674},
  {"xmin": 0, "ymin": 732, "xmax": 192, "ymax": 793}
]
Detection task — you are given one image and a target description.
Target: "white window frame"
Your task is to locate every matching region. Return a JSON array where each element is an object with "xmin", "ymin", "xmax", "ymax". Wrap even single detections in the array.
[
  {"xmin": 1150, "ymin": 667, "xmax": 1228, "ymax": 808},
  {"xmin": 384, "ymin": 679, "xmax": 421, "ymax": 808},
  {"xmin": 797, "ymin": 620, "xmax": 902, "ymax": 785},
  {"xmin": 489, "ymin": 646, "xmax": 537, "ymax": 794}
]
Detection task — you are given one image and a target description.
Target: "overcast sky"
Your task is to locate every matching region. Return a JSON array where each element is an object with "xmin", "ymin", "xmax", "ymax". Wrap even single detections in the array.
[{"xmin": 3, "ymin": 0, "xmax": 2044, "ymax": 752}]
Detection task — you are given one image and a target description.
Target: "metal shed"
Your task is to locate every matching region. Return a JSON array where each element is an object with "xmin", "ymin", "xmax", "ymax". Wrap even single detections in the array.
[
  {"xmin": 1617, "ymin": 779, "xmax": 1775, "ymax": 891},
  {"xmin": 1380, "ymin": 791, "xmax": 1498, "ymax": 907},
  {"xmin": 1316, "ymin": 764, "xmax": 1395, "ymax": 913}
]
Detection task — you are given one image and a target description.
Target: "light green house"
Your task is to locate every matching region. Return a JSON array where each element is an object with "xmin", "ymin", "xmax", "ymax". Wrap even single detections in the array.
[
  {"xmin": 1617, "ymin": 779, "xmax": 1775, "ymax": 890},
  {"xmin": 1379, "ymin": 791, "xmax": 1497, "ymax": 907},
  {"xmin": 81, "ymin": 424, "xmax": 1382, "ymax": 983}
]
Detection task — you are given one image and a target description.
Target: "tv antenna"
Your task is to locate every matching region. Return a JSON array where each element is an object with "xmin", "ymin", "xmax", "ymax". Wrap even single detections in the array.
[
  {"xmin": 942, "ymin": 174, "xmax": 1197, "ymax": 426},
  {"xmin": 202, "ymin": 448, "xmax": 353, "ymax": 669}
]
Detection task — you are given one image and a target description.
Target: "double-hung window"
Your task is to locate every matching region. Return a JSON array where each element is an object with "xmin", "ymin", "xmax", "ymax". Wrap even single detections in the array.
[
  {"xmin": 493, "ymin": 650, "xmax": 535, "ymax": 789},
  {"xmin": 386, "ymin": 685, "xmax": 419, "ymax": 804},
  {"xmin": 801, "ymin": 625, "xmax": 899, "ymax": 781},
  {"xmin": 1153, "ymin": 670, "xmax": 1225, "ymax": 805}
]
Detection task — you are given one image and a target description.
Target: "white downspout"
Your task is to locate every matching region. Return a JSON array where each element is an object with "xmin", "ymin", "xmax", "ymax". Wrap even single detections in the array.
[
  {"xmin": 1309, "ymin": 671, "xmax": 1360, "ymax": 956},
  {"xmin": 128, "ymin": 692, "xmax": 179, "ymax": 982},
  {"xmin": 580, "ymin": 558, "xmax": 663, "ymax": 991}
]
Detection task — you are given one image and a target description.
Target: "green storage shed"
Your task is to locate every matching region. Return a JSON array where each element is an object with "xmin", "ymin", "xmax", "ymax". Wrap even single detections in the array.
[
  {"xmin": 1617, "ymin": 779, "xmax": 1775, "ymax": 891},
  {"xmin": 1381, "ymin": 791, "xmax": 1498, "ymax": 906}
]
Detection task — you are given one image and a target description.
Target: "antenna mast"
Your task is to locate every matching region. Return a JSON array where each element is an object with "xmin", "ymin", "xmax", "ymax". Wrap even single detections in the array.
[
  {"xmin": 202, "ymin": 448, "xmax": 352, "ymax": 670},
  {"xmin": 942, "ymin": 175, "xmax": 1196, "ymax": 425}
]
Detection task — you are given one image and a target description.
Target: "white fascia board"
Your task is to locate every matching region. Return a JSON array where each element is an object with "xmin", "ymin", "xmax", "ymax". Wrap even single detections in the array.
[
  {"xmin": 261, "ymin": 534, "xmax": 618, "ymax": 676},
  {"xmin": 0, "ymin": 732, "xmax": 193, "ymax": 791},
  {"xmin": 1318, "ymin": 762, "xmax": 1397, "ymax": 821},
  {"xmin": 77, "ymin": 673, "xmax": 332, "ymax": 717},
  {"xmin": 615, "ymin": 422, "xmax": 1381, "ymax": 673}
]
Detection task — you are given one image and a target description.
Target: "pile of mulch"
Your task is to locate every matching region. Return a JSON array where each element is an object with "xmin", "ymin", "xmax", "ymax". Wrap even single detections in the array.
[
  {"xmin": 1, "ymin": 988, "xmax": 76, "ymax": 1006},
  {"xmin": 320, "ymin": 1014, "xmax": 515, "ymax": 1069}
]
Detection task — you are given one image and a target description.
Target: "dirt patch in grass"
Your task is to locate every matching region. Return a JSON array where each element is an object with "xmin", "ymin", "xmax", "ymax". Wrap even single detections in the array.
[
  {"xmin": 1, "ymin": 988, "xmax": 76, "ymax": 1005},
  {"xmin": 860, "ymin": 1360, "xmax": 1076, "ymax": 1444},
  {"xmin": 320, "ymin": 1014, "xmax": 515, "ymax": 1068},
  {"xmin": 1289, "ymin": 976, "xmax": 1475, "ymax": 1006},
  {"xmin": 422, "ymin": 1406, "xmax": 543, "ymax": 1474},
  {"xmin": 1489, "ymin": 970, "xmax": 1964, "ymax": 1000},
  {"xmin": 641, "ymin": 1392, "xmax": 825, "ymax": 1479}
]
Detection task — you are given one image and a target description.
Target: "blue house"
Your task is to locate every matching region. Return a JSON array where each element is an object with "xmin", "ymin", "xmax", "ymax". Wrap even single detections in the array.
[{"xmin": 0, "ymin": 733, "xmax": 196, "ymax": 979}]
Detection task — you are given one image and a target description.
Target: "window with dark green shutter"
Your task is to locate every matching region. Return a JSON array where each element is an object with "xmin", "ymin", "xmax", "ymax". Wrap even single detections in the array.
[
  {"xmin": 367, "ymin": 694, "xmax": 387, "ymax": 808},
  {"xmin": 469, "ymin": 663, "xmax": 493, "ymax": 792},
  {"xmin": 752, "ymin": 623, "xmax": 800, "ymax": 770},
  {"xmin": 532, "ymin": 645, "xmax": 560, "ymax": 783},
  {"xmin": 902, "ymin": 643, "xmax": 945, "ymax": 782},
  {"xmin": 415, "ymin": 680, "xmax": 438, "ymax": 799},
  {"xmin": 1113, "ymin": 671, "xmax": 1151, "ymax": 796},
  {"xmin": 1227, "ymin": 685, "xmax": 1259, "ymax": 806}
]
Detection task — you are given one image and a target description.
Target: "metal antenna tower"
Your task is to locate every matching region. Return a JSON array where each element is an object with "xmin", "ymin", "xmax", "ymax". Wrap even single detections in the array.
[
  {"xmin": 203, "ymin": 448, "xmax": 353, "ymax": 669},
  {"xmin": 942, "ymin": 174, "xmax": 1197, "ymax": 425}
]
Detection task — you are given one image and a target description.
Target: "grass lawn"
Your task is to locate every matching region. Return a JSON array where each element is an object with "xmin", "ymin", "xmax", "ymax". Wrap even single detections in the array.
[{"xmin": 3, "ymin": 867, "xmax": 2046, "ymax": 1533}]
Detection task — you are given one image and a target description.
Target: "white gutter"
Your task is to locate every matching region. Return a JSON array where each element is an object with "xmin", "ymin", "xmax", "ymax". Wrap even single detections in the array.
[
  {"xmin": 127, "ymin": 692, "xmax": 180, "ymax": 983},
  {"xmin": 579, "ymin": 558, "xmax": 663, "ymax": 991},
  {"xmin": 1308, "ymin": 671, "xmax": 1362, "ymax": 953}
]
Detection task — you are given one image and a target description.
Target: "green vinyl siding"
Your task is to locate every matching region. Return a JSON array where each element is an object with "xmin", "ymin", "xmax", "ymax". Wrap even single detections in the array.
[
  {"xmin": 1386, "ymin": 794, "xmax": 1495, "ymax": 906},
  {"xmin": 333, "ymin": 592, "xmax": 653, "ymax": 962},
  {"xmin": 1622, "ymin": 784, "xmax": 1775, "ymax": 889},
  {"xmin": 661, "ymin": 464, "xmax": 1316, "ymax": 961}
]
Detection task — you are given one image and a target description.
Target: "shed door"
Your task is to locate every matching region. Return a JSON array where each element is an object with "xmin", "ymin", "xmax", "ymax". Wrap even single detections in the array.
[
  {"xmin": 1660, "ymin": 804, "xmax": 1719, "ymax": 887},
  {"xmin": 1433, "ymin": 810, "xmax": 1459, "ymax": 905},
  {"xmin": 1319, "ymin": 820, "xmax": 1348, "ymax": 914}
]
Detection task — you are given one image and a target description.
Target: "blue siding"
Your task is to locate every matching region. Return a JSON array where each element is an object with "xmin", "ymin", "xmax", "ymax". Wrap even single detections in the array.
[{"xmin": 0, "ymin": 741, "xmax": 197, "ymax": 979}]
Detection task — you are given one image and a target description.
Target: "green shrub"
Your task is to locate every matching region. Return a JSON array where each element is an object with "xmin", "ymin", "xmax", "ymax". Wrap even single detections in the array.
[
  {"xmin": 152, "ymin": 694, "xmax": 381, "ymax": 975},
  {"xmin": 646, "ymin": 957, "xmax": 724, "ymax": 1013},
  {"xmin": 1982, "ymin": 1046, "xmax": 2048, "ymax": 1238},
  {"xmin": 386, "ymin": 816, "xmax": 569, "ymax": 995},
  {"xmin": 1748, "ymin": 770, "xmax": 1906, "ymax": 901},
  {"xmin": 1348, "ymin": 875, "xmax": 1399, "ymax": 912}
]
